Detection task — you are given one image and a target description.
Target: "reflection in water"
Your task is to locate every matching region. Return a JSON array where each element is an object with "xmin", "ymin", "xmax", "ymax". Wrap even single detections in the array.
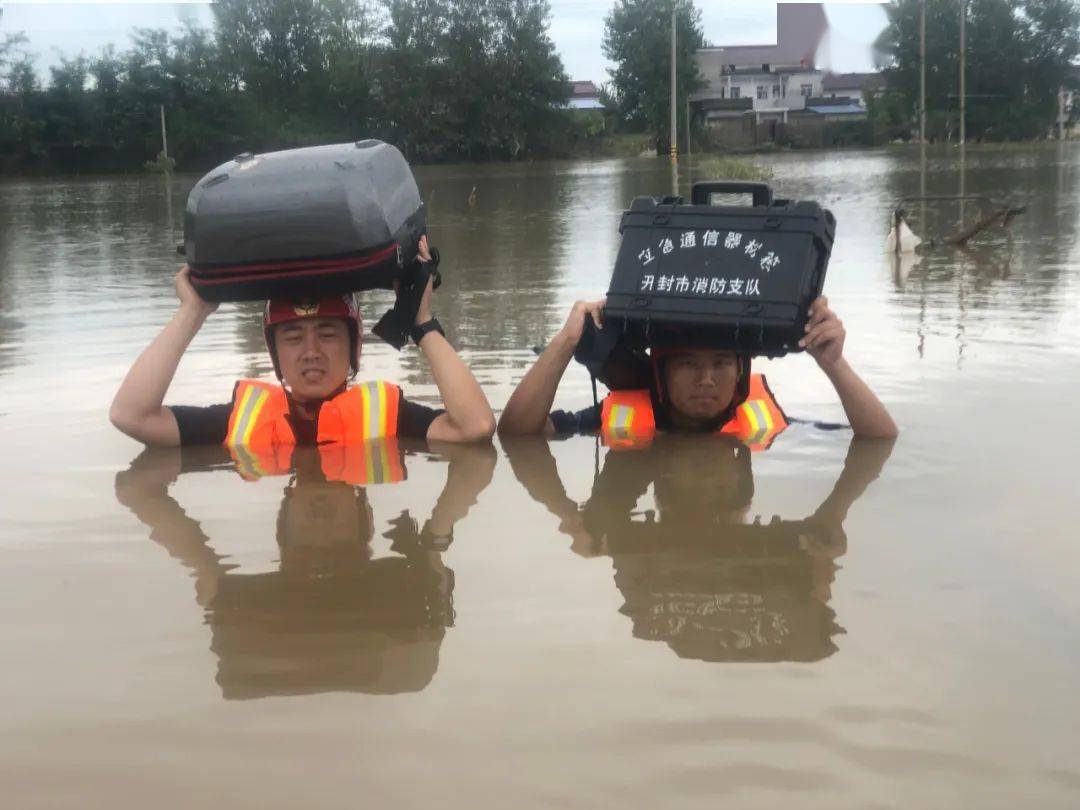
[
  {"xmin": 3, "ymin": 148, "xmax": 1080, "ymax": 803},
  {"xmin": 0, "ymin": 230, "xmax": 22, "ymax": 381},
  {"xmin": 114, "ymin": 441, "xmax": 495, "ymax": 699},
  {"xmin": 878, "ymin": 144, "xmax": 1080, "ymax": 364},
  {"xmin": 507, "ymin": 435, "xmax": 892, "ymax": 663},
  {"xmin": 888, "ymin": 144, "xmax": 1078, "ymax": 295}
]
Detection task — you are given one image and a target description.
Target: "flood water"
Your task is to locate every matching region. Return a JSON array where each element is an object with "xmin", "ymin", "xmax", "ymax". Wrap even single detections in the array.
[{"xmin": 2, "ymin": 144, "xmax": 1080, "ymax": 807}]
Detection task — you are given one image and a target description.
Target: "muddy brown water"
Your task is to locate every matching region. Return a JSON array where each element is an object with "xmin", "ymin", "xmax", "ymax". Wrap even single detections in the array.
[{"xmin": 2, "ymin": 144, "xmax": 1080, "ymax": 808}]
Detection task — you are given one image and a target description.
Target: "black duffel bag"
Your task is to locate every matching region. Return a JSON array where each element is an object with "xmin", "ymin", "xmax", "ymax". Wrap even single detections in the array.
[{"xmin": 183, "ymin": 140, "xmax": 436, "ymax": 348}]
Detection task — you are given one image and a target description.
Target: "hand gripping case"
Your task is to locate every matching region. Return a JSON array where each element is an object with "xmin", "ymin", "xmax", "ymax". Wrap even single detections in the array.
[
  {"xmin": 602, "ymin": 181, "xmax": 836, "ymax": 357},
  {"xmin": 183, "ymin": 140, "xmax": 426, "ymax": 302}
]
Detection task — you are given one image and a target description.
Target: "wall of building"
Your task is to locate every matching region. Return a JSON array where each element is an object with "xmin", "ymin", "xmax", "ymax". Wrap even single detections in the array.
[
  {"xmin": 702, "ymin": 117, "xmax": 760, "ymax": 149},
  {"xmin": 702, "ymin": 114, "xmax": 877, "ymax": 149},
  {"xmin": 693, "ymin": 63, "xmax": 823, "ymax": 113}
]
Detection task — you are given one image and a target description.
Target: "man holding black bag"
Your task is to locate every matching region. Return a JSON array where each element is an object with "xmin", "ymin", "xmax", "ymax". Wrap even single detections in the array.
[{"xmin": 110, "ymin": 236, "xmax": 495, "ymax": 448}]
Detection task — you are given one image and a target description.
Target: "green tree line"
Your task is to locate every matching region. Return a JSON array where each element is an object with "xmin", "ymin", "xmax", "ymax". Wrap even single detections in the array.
[
  {"xmin": 601, "ymin": 0, "xmax": 704, "ymax": 153},
  {"xmin": 873, "ymin": 0, "xmax": 1080, "ymax": 140},
  {"xmin": 0, "ymin": 0, "xmax": 573, "ymax": 173}
]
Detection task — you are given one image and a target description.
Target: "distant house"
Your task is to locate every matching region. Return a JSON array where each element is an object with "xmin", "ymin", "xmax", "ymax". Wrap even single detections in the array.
[
  {"xmin": 821, "ymin": 72, "xmax": 885, "ymax": 106},
  {"xmin": 567, "ymin": 81, "xmax": 604, "ymax": 110},
  {"xmin": 692, "ymin": 3, "xmax": 829, "ymax": 126},
  {"xmin": 804, "ymin": 96, "xmax": 868, "ymax": 120}
]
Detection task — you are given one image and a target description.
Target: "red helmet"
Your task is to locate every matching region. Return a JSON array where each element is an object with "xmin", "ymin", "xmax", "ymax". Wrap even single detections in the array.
[{"xmin": 263, "ymin": 294, "xmax": 363, "ymax": 379}]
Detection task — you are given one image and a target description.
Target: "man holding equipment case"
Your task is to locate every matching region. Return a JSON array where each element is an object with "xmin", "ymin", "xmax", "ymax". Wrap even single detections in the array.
[{"xmin": 498, "ymin": 183, "xmax": 896, "ymax": 443}]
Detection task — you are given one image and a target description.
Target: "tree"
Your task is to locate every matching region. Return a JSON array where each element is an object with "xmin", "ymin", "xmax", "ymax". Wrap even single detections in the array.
[
  {"xmin": 487, "ymin": 0, "xmax": 569, "ymax": 157},
  {"xmin": 379, "ymin": 0, "xmax": 566, "ymax": 161},
  {"xmin": 211, "ymin": 0, "xmax": 378, "ymax": 142},
  {"xmin": 602, "ymin": 0, "xmax": 704, "ymax": 149},
  {"xmin": 0, "ymin": 29, "xmax": 28, "ymax": 83},
  {"xmin": 45, "ymin": 55, "xmax": 91, "ymax": 151},
  {"xmin": 0, "ymin": 32, "xmax": 41, "ymax": 169},
  {"xmin": 0, "ymin": 0, "xmax": 572, "ymax": 172},
  {"xmin": 378, "ymin": 0, "xmax": 454, "ymax": 160},
  {"xmin": 874, "ymin": 0, "xmax": 1080, "ymax": 140}
]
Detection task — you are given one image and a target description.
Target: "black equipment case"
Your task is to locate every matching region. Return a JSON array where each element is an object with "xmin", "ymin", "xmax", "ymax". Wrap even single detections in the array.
[
  {"xmin": 602, "ymin": 181, "xmax": 835, "ymax": 357},
  {"xmin": 183, "ymin": 140, "xmax": 426, "ymax": 303}
]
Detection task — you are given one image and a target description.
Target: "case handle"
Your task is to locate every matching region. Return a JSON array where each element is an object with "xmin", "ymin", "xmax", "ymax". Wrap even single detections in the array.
[{"xmin": 691, "ymin": 182, "xmax": 773, "ymax": 207}]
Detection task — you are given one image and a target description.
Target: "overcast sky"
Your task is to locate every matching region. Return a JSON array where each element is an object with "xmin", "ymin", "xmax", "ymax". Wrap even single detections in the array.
[{"xmin": 2, "ymin": 1, "xmax": 887, "ymax": 83}]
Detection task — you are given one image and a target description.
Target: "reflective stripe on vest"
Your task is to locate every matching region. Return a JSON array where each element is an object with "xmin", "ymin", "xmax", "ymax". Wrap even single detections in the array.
[
  {"xmin": 231, "ymin": 442, "xmax": 295, "ymax": 482},
  {"xmin": 225, "ymin": 379, "xmax": 400, "ymax": 449},
  {"xmin": 600, "ymin": 373, "xmax": 787, "ymax": 451},
  {"xmin": 226, "ymin": 382, "xmax": 282, "ymax": 448},
  {"xmin": 719, "ymin": 374, "xmax": 788, "ymax": 451},
  {"xmin": 226, "ymin": 381, "xmax": 293, "ymax": 452},
  {"xmin": 230, "ymin": 439, "xmax": 405, "ymax": 486},
  {"xmin": 600, "ymin": 389, "xmax": 656, "ymax": 448},
  {"xmin": 319, "ymin": 439, "xmax": 406, "ymax": 485}
]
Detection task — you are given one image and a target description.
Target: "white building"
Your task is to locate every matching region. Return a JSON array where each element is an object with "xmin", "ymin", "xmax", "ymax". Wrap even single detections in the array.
[
  {"xmin": 567, "ymin": 81, "xmax": 604, "ymax": 111},
  {"xmin": 692, "ymin": 3, "xmax": 829, "ymax": 125}
]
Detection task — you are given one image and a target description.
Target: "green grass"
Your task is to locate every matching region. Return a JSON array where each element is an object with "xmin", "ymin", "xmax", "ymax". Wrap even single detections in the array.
[{"xmin": 689, "ymin": 154, "xmax": 774, "ymax": 181}]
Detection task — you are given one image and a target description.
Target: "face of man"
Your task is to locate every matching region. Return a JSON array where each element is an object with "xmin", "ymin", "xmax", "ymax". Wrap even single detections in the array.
[
  {"xmin": 662, "ymin": 349, "xmax": 739, "ymax": 426},
  {"xmin": 274, "ymin": 317, "xmax": 352, "ymax": 402}
]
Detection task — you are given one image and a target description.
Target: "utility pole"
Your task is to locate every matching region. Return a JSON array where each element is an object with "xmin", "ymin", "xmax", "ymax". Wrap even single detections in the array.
[
  {"xmin": 1059, "ymin": 86, "xmax": 1068, "ymax": 140},
  {"xmin": 160, "ymin": 104, "xmax": 169, "ymax": 165},
  {"xmin": 920, "ymin": 0, "xmax": 927, "ymax": 144},
  {"xmin": 686, "ymin": 96, "xmax": 691, "ymax": 160},
  {"xmin": 670, "ymin": 2, "xmax": 678, "ymax": 166},
  {"xmin": 959, "ymin": 0, "xmax": 965, "ymax": 146}
]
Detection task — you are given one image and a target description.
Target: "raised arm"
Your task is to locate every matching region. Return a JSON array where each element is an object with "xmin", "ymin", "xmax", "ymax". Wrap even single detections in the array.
[
  {"xmin": 800, "ymin": 296, "xmax": 899, "ymax": 439},
  {"xmin": 497, "ymin": 299, "xmax": 604, "ymax": 436},
  {"xmin": 109, "ymin": 267, "xmax": 218, "ymax": 447},
  {"xmin": 413, "ymin": 240, "xmax": 496, "ymax": 443}
]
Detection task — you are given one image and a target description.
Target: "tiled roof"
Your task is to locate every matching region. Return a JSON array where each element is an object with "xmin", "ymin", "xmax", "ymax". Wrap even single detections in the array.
[
  {"xmin": 570, "ymin": 80, "xmax": 600, "ymax": 99},
  {"xmin": 807, "ymin": 104, "xmax": 866, "ymax": 115},
  {"xmin": 822, "ymin": 72, "xmax": 885, "ymax": 92}
]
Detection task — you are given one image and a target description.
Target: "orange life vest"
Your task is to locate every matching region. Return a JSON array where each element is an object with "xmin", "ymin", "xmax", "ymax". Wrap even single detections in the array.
[
  {"xmin": 224, "ymin": 379, "xmax": 405, "ymax": 485},
  {"xmin": 599, "ymin": 373, "xmax": 788, "ymax": 451}
]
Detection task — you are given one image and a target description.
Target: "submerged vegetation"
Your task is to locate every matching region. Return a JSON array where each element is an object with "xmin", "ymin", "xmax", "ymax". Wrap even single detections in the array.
[{"xmin": 691, "ymin": 155, "xmax": 773, "ymax": 182}]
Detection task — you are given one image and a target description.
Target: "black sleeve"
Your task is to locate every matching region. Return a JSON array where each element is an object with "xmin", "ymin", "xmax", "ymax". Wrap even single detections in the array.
[
  {"xmin": 397, "ymin": 396, "xmax": 445, "ymax": 439},
  {"xmin": 170, "ymin": 404, "xmax": 232, "ymax": 446},
  {"xmin": 549, "ymin": 404, "xmax": 602, "ymax": 436}
]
